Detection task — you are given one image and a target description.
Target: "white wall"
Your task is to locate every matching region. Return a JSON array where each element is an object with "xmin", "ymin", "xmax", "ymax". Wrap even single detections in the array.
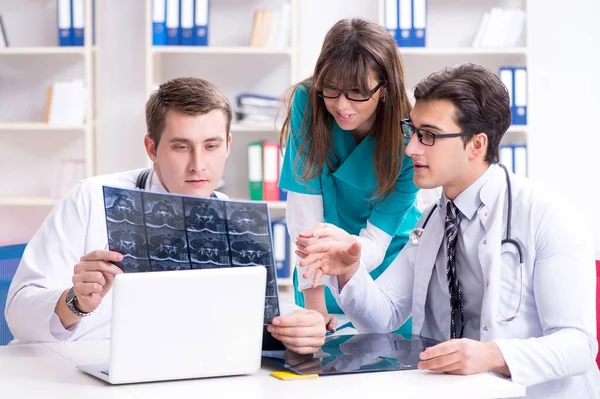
[{"xmin": 527, "ymin": 0, "xmax": 600, "ymax": 257}]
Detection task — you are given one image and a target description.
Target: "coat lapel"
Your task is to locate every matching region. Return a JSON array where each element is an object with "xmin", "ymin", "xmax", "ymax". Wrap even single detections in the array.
[
  {"xmin": 477, "ymin": 165, "xmax": 509, "ymax": 330},
  {"xmin": 411, "ymin": 201, "xmax": 444, "ymax": 335}
]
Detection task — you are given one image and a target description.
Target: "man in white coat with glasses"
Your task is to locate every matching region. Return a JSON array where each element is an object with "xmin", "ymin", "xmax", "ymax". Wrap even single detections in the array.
[{"xmin": 295, "ymin": 63, "xmax": 600, "ymax": 398}]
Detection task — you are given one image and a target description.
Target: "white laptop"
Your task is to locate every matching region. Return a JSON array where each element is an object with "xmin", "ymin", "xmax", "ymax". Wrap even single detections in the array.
[{"xmin": 77, "ymin": 266, "xmax": 266, "ymax": 384}]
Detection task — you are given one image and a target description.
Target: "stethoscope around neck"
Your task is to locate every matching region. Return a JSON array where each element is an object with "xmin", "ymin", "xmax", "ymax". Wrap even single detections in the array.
[{"xmin": 408, "ymin": 163, "xmax": 525, "ymax": 322}]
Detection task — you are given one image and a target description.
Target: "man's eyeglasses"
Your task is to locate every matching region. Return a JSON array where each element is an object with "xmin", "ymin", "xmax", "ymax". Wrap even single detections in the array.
[
  {"xmin": 317, "ymin": 81, "xmax": 385, "ymax": 102},
  {"xmin": 401, "ymin": 119, "xmax": 473, "ymax": 146}
]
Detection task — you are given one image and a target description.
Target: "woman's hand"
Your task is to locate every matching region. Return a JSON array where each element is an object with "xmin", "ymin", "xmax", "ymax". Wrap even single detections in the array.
[{"xmin": 296, "ymin": 224, "xmax": 362, "ymax": 288}]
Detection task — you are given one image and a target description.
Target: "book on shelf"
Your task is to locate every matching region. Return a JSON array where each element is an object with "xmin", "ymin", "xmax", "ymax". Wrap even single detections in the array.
[
  {"xmin": 472, "ymin": 8, "xmax": 526, "ymax": 48},
  {"xmin": 44, "ymin": 79, "xmax": 87, "ymax": 126},
  {"xmin": 0, "ymin": 14, "xmax": 8, "ymax": 48},
  {"xmin": 249, "ymin": 3, "xmax": 291, "ymax": 49}
]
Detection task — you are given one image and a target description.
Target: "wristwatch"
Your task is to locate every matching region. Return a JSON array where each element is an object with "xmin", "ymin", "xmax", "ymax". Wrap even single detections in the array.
[{"xmin": 65, "ymin": 287, "xmax": 93, "ymax": 317}]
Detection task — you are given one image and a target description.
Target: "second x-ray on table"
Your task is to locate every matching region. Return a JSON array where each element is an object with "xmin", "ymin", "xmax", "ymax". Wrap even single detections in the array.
[
  {"xmin": 263, "ymin": 333, "xmax": 441, "ymax": 375},
  {"xmin": 102, "ymin": 186, "xmax": 284, "ymax": 349}
]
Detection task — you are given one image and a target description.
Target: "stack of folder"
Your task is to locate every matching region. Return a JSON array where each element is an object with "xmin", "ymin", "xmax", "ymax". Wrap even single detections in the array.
[
  {"xmin": 499, "ymin": 66, "xmax": 527, "ymax": 126},
  {"xmin": 57, "ymin": 0, "xmax": 92, "ymax": 46},
  {"xmin": 383, "ymin": 0, "xmax": 427, "ymax": 47},
  {"xmin": 248, "ymin": 141, "xmax": 287, "ymax": 203},
  {"xmin": 236, "ymin": 93, "xmax": 282, "ymax": 126},
  {"xmin": 153, "ymin": 0, "xmax": 209, "ymax": 46}
]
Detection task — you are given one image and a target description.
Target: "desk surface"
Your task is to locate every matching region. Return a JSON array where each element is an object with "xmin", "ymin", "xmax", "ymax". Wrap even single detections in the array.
[{"xmin": 0, "ymin": 340, "xmax": 526, "ymax": 399}]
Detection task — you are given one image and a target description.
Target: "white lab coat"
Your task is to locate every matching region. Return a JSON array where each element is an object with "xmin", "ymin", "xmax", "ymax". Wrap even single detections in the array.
[
  {"xmin": 5, "ymin": 168, "xmax": 297, "ymax": 343},
  {"xmin": 331, "ymin": 165, "xmax": 600, "ymax": 398}
]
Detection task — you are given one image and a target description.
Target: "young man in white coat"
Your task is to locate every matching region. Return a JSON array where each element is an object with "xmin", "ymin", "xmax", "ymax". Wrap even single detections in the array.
[
  {"xmin": 5, "ymin": 77, "xmax": 326, "ymax": 355},
  {"xmin": 293, "ymin": 63, "xmax": 600, "ymax": 397}
]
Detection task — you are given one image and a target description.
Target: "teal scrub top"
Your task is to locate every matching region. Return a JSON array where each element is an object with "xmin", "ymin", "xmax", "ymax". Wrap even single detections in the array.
[{"xmin": 279, "ymin": 84, "xmax": 421, "ymax": 336}]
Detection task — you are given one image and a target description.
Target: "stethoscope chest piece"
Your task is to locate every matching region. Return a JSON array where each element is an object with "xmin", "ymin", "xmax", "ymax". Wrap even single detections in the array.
[{"xmin": 409, "ymin": 228, "xmax": 425, "ymax": 245}]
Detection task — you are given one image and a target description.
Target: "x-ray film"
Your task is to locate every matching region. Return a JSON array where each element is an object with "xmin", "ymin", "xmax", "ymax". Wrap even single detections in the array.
[{"xmin": 102, "ymin": 186, "xmax": 281, "ymax": 326}]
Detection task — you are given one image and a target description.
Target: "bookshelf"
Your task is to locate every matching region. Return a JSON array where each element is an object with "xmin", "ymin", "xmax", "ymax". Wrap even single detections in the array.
[
  {"xmin": 0, "ymin": 46, "xmax": 93, "ymax": 55},
  {"xmin": 398, "ymin": 47, "xmax": 528, "ymax": 56},
  {"xmin": 0, "ymin": 122, "xmax": 86, "ymax": 131},
  {"xmin": 144, "ymin": 0, "xmax": 296, "ymax": 200},
  {"xmin": 377, "ymin": 0, "xmax": 530, "ymax": 209},
  {"xmin": 0, "ymin": 0, "xmax": 97, "ymax": 242},
  {"xmin": 144, "ymin": 0, "xmax": 297, "ymax": 285},
  {"xmin": 151, "ymin": 46, "xmax": 293, "ymax": 55}
]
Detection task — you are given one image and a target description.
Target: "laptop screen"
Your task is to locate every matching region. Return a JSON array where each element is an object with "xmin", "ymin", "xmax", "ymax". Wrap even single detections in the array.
[{"xmin": 101, "ymin": 186, "xmax": 281, "ymax": 329}]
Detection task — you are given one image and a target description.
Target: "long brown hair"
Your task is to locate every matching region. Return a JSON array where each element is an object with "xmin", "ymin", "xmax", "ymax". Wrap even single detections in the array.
[{"xmin": 279, "ymin": 18, "xmax": 412, "ymax": 201}]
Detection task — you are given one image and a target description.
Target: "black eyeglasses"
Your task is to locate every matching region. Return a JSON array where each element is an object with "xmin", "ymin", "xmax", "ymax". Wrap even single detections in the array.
[
  {"xmin": 401, "ymin": 119, "xmax": 473, "ymax": 146},
  {"xmin": 317, "ymin": 81, "xmax": 385, "ymax": 102}
]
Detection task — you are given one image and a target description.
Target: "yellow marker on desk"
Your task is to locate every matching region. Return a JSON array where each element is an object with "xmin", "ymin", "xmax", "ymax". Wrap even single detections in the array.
[{"xmin": 270, "ymin": 371, "xmax": 319, "ymax": 381}]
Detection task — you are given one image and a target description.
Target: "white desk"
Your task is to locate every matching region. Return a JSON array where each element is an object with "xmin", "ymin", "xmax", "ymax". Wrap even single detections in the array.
[{"xmin": 0, "ymin": 340, "xmax": 526, "ymax": 399}]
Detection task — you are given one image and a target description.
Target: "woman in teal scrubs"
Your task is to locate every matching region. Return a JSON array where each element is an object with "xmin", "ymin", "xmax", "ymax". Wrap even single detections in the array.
[{"xmin": 278, "ymin": 18, "xmax": 421, "ymax": 335}]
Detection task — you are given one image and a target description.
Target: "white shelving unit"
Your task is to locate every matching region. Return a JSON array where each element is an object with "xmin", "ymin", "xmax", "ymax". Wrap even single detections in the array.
[
  {"xmin": 144, "ymin": 0, "xmax": 297, "ymax": 206},
  {"xmin": 0, "ymin": 46, "xmax": 92, "ymax": 55},
  {"xmin": 0, "ymin": 122, "xmax": 86, "ymax": 131},
  {"xmin": 375, "ymin": 0, "xmax": 530, "ymax": 211},
  {"xmin": 0, "ymin": 0, "xmax": 97, "ymax": 241},
  {"xmin": 143, "ymin": 0, "xmax": 297, "ymax": 284},
  {"xmin": 151, "ymin": 46, "xmax": 293, "ymax": 55}
]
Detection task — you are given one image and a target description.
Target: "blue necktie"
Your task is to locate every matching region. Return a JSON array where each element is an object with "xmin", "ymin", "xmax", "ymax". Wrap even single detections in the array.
[{"xmin": 445, "ymin": 201, "xmax": 464, "ymax": 339}]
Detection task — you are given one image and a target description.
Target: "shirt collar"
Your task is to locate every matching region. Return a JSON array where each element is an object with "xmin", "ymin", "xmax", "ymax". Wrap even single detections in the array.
[
  {"xmin": 148, "ymin": 169, "xmax": 169, "ymax": 193},
  {"xmin": 442, "ymin": 164, "xmax": 498, "ymax": 221}
]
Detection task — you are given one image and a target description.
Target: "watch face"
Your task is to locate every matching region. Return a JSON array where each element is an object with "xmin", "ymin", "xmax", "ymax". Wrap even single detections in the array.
[{"xmin": 66, "ymin": 288, "xmax": 76, "ymax": 304}]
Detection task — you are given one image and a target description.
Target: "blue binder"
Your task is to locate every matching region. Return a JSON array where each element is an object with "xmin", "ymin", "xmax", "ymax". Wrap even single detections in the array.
[
  {"xmin": 410, "ymin": 0, "xmax": 427, "ymax": 47},
  {"xmin": 500, "ymin": 144, "xmax": 528, "ymax": 177},
  {"xmin": 166, "ymin": 0, "xmax": 180, "ymax": 45},
  {"xmin": 397, "ymin": 0, "xmax": 412, "ymax": 47},
  {"xmin": 384, "ymin": 0, "xmax": 399, "ymax": 45},
  {"xmin": 57, "ymin": 0, "xmax": 73, "ymax": 46},
  {"xmin": 513, "ymin": 67, "xmax": 527, "ymax": 125},
  {"xmin": 271, "ymin": 219, "xmax": 290, "ymax": 279},
  {"xmin": 152, "ymin": 0, "xmax": 167, "ymax": 46},
  {"xmin": 194, "ymin": 0, "xmax": 209, "ymax": 46},
  {"xmin": 499, "ymin": 67, "xmax": 516, "ymax": 125},
  {"xmin": 71, "ymin": 0, "xmax": 84, "ymax": 46},
  {"xmin": 180, "ymin": 0, "xmax": 194, "ymax": 45}
]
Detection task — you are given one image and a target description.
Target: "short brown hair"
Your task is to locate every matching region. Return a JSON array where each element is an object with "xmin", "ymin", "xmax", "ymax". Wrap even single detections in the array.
[
  {"xmin": 145, "ymin": 77, "xmax": 233, "ymax": 147},
  {"xmin": 413, "ymin": 63, "xmax": 511, "ymax": 164}
]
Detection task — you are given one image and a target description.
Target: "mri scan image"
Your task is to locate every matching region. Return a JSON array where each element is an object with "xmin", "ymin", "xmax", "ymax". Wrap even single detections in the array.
[
  {"xmin": 265, "ymin": 264, "xmax": 277, "ymax": 297},
  {"xmin": 189, "ymin": 231, "xmax": 230, "ymax": 267},
  {"xmin": 117, "ymin": 256, "xmax": 152, "ymax": 273},
  {"xmin": 225, "ymin": 202, "xmax": 269, "ymax": 236},
  {"xmin": 149, "ymin": 259, "xmax": 191, "ymax": 271},
  {"xmin": 230, "ymin": 235, "xmax": 273, "ymax": 267},
  {"xmin": 104, "ymin": 187, "xmax": 144, "ymax": 226},
  {"xmin": 184, "ymin": 197, "xmax": 227, "ymax": 233},
  {"xmin": 264, "ymin": 297, "xmax": 280, "ymax": 325},
  {"xmin": 143, "ymin": 192, "xmax": 185, "ymax": 229},
  {"xmin": 107, "ymin": 221, "xmax": 148, "ymax": 260},
  {"xmin": 147, "ymin": 227, "xmax": 189, "ymax": 263}
]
